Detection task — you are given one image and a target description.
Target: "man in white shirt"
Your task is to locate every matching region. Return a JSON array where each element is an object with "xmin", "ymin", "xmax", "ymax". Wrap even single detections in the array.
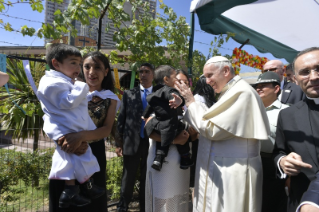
[{"xmin": 254, "ymin": 71, "xmax": 289, "ymax": 212}]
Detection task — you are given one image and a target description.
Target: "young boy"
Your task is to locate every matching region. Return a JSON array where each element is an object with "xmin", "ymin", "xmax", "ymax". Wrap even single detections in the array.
[
  {"xmin": 143, "ymin": 65, "xmax": 193, "ymax": 171},
  {"xmin": 37, "ymin": 44, "xmax": 104, "ymax": 208}
]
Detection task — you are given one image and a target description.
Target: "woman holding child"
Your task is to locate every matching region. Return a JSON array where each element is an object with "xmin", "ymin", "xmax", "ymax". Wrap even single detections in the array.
[
  {"xmin": 145, "ymin": 68, "xmax": 197, "ymax": 212},
  {"xmin": 49, "ymin": 51, "xmax": 120, "ymax": 212}
]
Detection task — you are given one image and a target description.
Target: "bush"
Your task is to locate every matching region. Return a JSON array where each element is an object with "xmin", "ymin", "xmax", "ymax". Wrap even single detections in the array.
[
  {"xmin": 106, "ymin": 156, "xmax": 141, "ymax": 201},
  {"xmin": 106, "ymin": 156, "xmax": 123, "ymax": 200},
  {"xmin": 0, "ymin": 148, "xmax": 54, "ymax": 203}
]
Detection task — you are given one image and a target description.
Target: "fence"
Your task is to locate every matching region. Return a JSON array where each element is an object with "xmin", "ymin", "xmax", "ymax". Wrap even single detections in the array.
[{"xmin": 0, "ymin": 55, "xmax": 137, "ymax": 211}]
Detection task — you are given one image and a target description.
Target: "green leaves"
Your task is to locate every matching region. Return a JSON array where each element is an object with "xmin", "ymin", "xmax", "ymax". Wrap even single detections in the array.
[
  {"xmin": 4, "ymin": 23, "xmax": 13, "ymax": 31},
  {"xmin": 21, "ymin": 26, "xmax": 36, "ymax": 37}
]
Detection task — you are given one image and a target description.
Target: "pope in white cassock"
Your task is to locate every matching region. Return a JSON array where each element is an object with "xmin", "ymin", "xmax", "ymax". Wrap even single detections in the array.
[{"xmin": 172, "ymin": 56, "xmax": 270, "ymax": 212}]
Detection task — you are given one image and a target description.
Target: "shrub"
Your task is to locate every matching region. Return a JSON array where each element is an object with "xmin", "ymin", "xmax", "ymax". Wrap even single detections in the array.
[{"xmin": 0, "ymin": 148, "xmax": 54, "ymax": 203}]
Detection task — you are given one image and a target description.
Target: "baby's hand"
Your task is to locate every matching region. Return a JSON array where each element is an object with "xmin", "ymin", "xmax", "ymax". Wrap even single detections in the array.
[{"xmin": 169, "ymin": 93, "xmax": 182, "ymax": 109}]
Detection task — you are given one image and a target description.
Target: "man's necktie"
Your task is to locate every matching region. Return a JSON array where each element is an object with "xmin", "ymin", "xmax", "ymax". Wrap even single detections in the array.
[{"xmin": 140, "ymin": 89, "xmax": 148, "ymax": 138}]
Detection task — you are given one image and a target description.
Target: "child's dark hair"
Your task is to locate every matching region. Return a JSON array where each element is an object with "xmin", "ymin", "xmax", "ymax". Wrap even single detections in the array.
[
  {"xmin": 193, "ymin": 75, "xmax": 215, "ymax": 108},
  {"xmin": 154, "ymin": 65, "xmax": 175, "ymax": 85},
  {"xmin": 82, "ymin": 51, "xmax": 114, "ymax": 92},
  {"xmin": 46, "ymin": 43, "xmax": 81, "ymax": 70}
]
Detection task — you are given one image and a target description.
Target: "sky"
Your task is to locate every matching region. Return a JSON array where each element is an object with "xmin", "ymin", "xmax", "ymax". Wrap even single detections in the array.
[{"xmin": 0, "ymin": 0, "xmax": 288, "ymax": 73}]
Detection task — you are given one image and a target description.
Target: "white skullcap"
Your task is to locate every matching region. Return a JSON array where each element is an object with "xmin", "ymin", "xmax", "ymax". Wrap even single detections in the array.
[{"xmin": 205, "ymin": 56, "xmax": 230, "ymax": 65}]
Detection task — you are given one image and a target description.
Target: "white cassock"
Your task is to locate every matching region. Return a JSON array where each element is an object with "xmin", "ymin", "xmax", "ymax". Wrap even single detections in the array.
[{"xmin": 184, "ymin": 76, "xmax": 270, "ymax": 212}]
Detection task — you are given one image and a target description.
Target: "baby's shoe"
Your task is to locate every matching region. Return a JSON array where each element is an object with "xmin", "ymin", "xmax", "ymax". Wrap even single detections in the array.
[
  {"xmin": 152, "ymin": 152, "xmax": 166, "ymax": 171},
  {"xmin": 59, "ymin": 185, "xmax": 91, "ymax": 208},
  {"xmin": 180, "ymin": 153, "xmax": 194, "ymax": 169},
  {"xmin": 81, "ymin": 178, "xmax": 105, "ymax": 199}
]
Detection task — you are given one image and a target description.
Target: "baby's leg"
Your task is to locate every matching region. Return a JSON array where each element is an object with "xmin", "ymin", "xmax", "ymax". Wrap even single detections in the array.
[
  {"xmin": 175, "ymin": 141, "xmax": 193, "ymax": 170},
  {"xmin": 72, "ymin": 147, "xmax": 105, "ymax": 199},
  {"xmin": 59, "ymin": 179, "xmax": 91, "ymax": 208},
  {"xmin": 65, "ymin": 179, "xmax": 75, "ymax": 186},
  {"xmin": 152, "ymin": 142, "xmax": 170, "ymax": 171}
]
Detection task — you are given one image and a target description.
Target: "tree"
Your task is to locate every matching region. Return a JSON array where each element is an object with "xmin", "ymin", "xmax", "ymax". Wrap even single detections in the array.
[{"xmin": 0, "ymin": 58, "xmax": 45, "ymax": 152}]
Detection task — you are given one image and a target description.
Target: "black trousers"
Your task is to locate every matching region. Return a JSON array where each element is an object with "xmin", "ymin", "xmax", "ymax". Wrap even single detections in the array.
[
  {"xmin": 261, "ymin": 154, "xmax": 287, "ymax": 212},
  {"xmin": 117, "ymin": 136, "xmax": 149, "ymax": 212},
  {"xmin": 156, "ymin": 139, "xmax": 190, "ymax": 156}
]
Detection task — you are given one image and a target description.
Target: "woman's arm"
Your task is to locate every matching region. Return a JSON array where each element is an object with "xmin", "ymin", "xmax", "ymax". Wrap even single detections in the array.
[
  {"xmin": 146, "ymin": 116, "xmax": 190, "ymax": 145},
  {"xmin": 60, "ymin": 99, "xmax": 117, "ymax": 153}
]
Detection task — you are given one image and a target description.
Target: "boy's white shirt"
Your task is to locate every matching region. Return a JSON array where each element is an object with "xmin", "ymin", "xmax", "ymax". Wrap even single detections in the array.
[{"xmin": 37, "ymin": 69, "xmax": 96, "ymax": 140}]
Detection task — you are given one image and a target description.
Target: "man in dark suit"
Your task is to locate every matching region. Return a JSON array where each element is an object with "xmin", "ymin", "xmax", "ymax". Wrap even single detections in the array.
[
  {"xmin": 116, "ymin": 63, "xmax": 154, "ymax": 212},
  {"xmin": 263, "ymin": 60, "xmax": 305, "ymax": 105},
  {"xmin": 273, "ymin": 47, "xmax": 319, "ymax": 212}
]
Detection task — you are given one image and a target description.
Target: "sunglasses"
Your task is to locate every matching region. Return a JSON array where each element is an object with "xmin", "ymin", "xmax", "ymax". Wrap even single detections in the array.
[{"xmin": 263, "ymin": 68, "xmax": 278, "ymax": 73}]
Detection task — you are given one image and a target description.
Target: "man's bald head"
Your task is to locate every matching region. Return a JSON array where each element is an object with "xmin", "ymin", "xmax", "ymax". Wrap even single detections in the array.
[{"xmin": 263, "ymin": 60, "xmax": 285, "ymax": 82}]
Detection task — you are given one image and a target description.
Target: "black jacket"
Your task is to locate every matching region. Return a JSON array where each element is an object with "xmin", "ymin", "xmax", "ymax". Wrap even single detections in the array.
[
  {"xmin": 117, "ymin": 86, "xmax": 148, "ymax": 155},
  {"xmin": 142, "ymin": 84, "xmax": 185, "ymax": 146},
  {"xmin": 281, "ymin": 80, "xmax": 305, "ymax": 105},
  {"xmin": 273, "ymin": 99, "xmax": 319, "ymax": 211}
]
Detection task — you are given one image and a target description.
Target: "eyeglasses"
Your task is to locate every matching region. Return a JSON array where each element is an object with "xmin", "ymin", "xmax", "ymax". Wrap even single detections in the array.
[
  {"xmin": 263, "ymin": 68, "xmax": 279, "ymax": 73},
  {"xmin": 297, "ymin": 66, "xmax": 319, "ymax": 78}
]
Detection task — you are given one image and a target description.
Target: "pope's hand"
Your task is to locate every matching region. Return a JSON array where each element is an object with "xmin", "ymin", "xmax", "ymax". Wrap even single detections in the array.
[
  {"xmin": 174, "ymin": 80, "xmax": 195, "ymax": 107},
  {"xmin": 280, "ymin": 152, "xmax": 312, "ymax": 176}
]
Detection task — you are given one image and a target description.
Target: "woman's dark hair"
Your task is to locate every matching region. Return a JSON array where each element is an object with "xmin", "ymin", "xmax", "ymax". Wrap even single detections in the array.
[
  {"xmin": 82, "ymin": 51, "xmax": 114, "ymax": 92},
  {"xmin": 193, "ymin": 75, "xmax": 215, "ymax": 108},
  {"xmin": 176, "ymin": 69, "xmax": 190, "ymax": 85}
]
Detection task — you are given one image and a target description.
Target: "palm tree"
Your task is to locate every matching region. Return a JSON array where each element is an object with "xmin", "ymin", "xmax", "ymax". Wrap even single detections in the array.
[{"xmin": 0, "ymin": 57, "xmax": 46, "ymax": 152}]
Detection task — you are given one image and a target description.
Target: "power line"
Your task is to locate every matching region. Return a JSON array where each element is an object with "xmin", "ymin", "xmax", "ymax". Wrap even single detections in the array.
[
  {"xmin": 0, "ymin": 13, "xmax": 44, "ymax": 24},
  {"xmin": 0, "ymin": 41, "xmax": 23, "ymax": 46},
  {"xmin": 0, "ymin": 26, "xmax": 38, "ymax": 38}
]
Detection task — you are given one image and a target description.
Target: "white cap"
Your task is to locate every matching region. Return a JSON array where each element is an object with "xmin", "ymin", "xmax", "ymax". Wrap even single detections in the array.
[{"xmin": 205, "ymin": 56, "xmax": 230, "ymax": 65}]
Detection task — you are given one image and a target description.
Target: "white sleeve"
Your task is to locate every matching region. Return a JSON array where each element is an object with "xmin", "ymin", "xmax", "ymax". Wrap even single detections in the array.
[
  {"xmin": 277, "ymin": 156, "xmax": 287, "ymax": 179},
  {"xmin": 43, "ymin": 81, "xmax": 89, "ymax": 110},
  {"xmin": 296, "ymin": 201, "xmax": 319, "ymax": 212},
  {"xmin": 183, "ymin": 102, "xmax": 234, "ymax": 141}
]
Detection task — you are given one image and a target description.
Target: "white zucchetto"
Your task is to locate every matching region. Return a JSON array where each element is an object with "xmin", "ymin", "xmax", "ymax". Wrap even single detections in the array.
[{"xmin": 205, "ymin": 56, "xmax": 230, "ymax": 65}]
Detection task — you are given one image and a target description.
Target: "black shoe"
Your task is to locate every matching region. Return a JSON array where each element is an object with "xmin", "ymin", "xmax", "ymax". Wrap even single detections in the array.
[
  {"xmin": 59, "ymin": 185, "xmax": 91, "ymax": 208},
  {"xmin": 152, "ymin": 154, "xmax": 165, "ymax": 171},
  {"xmin": 81, "ymin": 178, "xmax": 105, "ymax": 199},
  {"xmin": 180, "ymin": 154, "xmax": 194, "ymax": 169}
]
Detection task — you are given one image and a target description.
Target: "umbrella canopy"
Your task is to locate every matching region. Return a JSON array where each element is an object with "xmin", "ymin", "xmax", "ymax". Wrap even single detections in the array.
[{"xmin": 190, "ymin": 0, "xmax": 319, "ymax": 63}]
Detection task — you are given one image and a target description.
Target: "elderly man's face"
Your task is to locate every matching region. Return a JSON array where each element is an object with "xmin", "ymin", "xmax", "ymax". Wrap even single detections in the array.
[
  {"xmin": 263, "ymin": 60, "xmax": 284, "ymax": 82},
  {"xmin": 295, "ymin": 50, "xmax": 319, "ymax": 98},
  {"xmin": 203, "ymin": 63, "xmax": 229, "ymax": 93}
]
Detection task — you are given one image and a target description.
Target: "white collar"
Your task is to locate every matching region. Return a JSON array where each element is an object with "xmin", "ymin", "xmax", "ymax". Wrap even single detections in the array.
[
  {"xmin": 139, "ymin": 84, "xmax": 153, "ymax": 93},
  {"xmin": 46, "ymin": 69, "xmax": 72, "ymax": 82},
  {"xmin": 306, "ymin": 96, "xmax": 319, "ymax": 105},
  {"xmin": 219, "ymin": 75, "xmax": 241, "ymax": 99},
  {"xmin": 87, "ymin": 89, "xmax": 121, "ymax": 111},
  {"xmin": 266, "ymin": 99, "xmax": 281, "ymax": 110}
]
